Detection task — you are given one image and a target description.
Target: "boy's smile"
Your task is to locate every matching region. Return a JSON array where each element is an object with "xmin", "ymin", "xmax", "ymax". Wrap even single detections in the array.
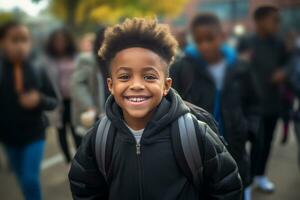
[{"xmin": 107, "ymin": 47, "xmax": 172, "ymax": 130}]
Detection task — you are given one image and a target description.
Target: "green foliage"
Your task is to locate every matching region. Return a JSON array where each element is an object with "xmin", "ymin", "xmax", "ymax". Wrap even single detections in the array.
[
  {"xmin": 36, "ymin": 0, "xmax": 188, "ymax": 27},
  {"xmin": 0, "ymin": 12, "xmax": 16, "ymax": 24}
]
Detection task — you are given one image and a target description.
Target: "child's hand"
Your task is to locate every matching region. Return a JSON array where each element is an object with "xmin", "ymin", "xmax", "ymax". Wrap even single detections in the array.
[
  {"xmin": 80, "ymin": 109, "xmax": 97, "ymax": 128},
  {"xmin": 19, "ymin": 90, "xmax": 41, "ymax": 109}
]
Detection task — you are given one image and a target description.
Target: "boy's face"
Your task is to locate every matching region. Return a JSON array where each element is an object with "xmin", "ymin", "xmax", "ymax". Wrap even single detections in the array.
[
  {"xmin": 192, "ymin": 25, "xmax": 224, "ymax": 64},
  {"xmin": 1, "ymin": 25, "xmax": 31, "ymax": 63},
  {"xmin": 256, "ymin": 12, "xmax": 280, "ymax": 35},
  {"xmin": 108, "ymin": 47, "xmax": 172, "ymax": 122},
  {"xmin": 53, "ymin": 33, "xmax": 67, "ymax": 55}
]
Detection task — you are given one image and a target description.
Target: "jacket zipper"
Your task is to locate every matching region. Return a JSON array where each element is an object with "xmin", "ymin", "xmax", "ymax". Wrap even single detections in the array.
[{"xmin": 136, "ymin": 142, "xmax": 143, "ymax": 200}]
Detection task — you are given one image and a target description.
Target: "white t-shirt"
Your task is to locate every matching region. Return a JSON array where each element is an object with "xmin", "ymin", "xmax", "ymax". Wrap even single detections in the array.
[
  {"xmin": 207, "ymin": 60, "xmax": 227, "ymax": 90},
  {"xmin": 126, "ymin": 124, "xmax": 144, "ymax": 144}
]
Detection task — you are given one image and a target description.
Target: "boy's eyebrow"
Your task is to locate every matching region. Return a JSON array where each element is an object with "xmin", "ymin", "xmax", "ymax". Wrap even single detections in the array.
[
  {"xmin": 142, "ymin": 66, "xmax": 160, "ymax": 74},
  {"xmin": 115, "ymin": 66, "xmax": 131, "ymax": 73},
  {"xmin": 115, "ymin": 66, "xmax": 160, "ymax": 74}
]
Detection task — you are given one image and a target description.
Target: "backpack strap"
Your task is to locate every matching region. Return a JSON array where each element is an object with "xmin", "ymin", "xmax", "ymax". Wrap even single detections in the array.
[
  {"xmin": 95, "ymin": 115, "xmax": 111, "ymax": 182},
  {"xmin": 172, "ymin": 112, "xmax": 205, "ymax": 190},
  {"xmin": 178, "ymin": 113, "xmax": 203, "ymax": 186},
  {"xmin": 96, "ymin": 112, "xmax": 209, "ymax": 191}
]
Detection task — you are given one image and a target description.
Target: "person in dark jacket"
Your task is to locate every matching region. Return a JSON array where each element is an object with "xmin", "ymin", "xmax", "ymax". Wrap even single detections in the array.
[
  {"xmin": 68, "ymin": 18, "xmax": 242, "ymax": 200},
  {"xmin": 170, "ymin": 13, "xmax": 260, "ymax": 199},
  {"xmin": 0, "ymin": 21, "xmax": 58, "ymax": 200},
  {"xmin": 237, "ymin": 5, "xmax": 290, "ymax": 192}
]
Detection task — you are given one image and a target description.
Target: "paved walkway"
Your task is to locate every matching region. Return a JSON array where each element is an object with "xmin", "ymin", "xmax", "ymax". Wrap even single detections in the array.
[{"xmin": 0, "ymin": 122, "xmax": 299, "ymax": 200}]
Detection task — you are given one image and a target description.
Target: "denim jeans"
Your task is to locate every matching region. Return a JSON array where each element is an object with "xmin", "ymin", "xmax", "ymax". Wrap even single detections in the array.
[{"xmin": 5, "ymin": 140, "xmax": 45, "ymax": 200}]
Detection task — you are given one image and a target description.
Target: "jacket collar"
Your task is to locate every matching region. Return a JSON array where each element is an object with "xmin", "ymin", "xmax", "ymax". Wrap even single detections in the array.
[
  {"xmin": 105, "ymin": 88, "xmax": 189, "ymax": 143},
  {"xmin": 184, "ymin": 43, "xmax": 237, "ymax": 67}
]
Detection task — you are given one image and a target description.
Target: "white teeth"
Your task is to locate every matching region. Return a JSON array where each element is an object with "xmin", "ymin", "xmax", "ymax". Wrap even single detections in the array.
[{"xmin": 127, "ymin": 97, "xmax": 147, "ymax": 102}]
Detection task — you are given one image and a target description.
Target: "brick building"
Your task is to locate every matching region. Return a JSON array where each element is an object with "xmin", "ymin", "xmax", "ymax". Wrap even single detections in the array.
[{"xmin": 170, "ymin": 0, "xmax": 300, "ymax": 34}]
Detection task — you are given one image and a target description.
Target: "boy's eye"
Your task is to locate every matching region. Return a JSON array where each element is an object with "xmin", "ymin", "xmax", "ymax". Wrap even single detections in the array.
[
  {"xmin": 118, "ymin": 74, "xmax": 130, "ymax": 80},
  {"xmin": 144, "ymin": 75, "xmax": 157, "ymax": 81}
]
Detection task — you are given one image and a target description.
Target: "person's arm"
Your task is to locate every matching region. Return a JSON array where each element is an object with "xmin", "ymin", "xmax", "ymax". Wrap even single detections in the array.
[
  {"xmin": 287, "ymin": 56, "xmax": 300, "ymax": 94},
  {"xmin": 271, "ymin": 39, "xmax": 291, "ymax": 84},
  {"xmin": 71, "ymin": 56, "xmax": 97, "ymax": 111},
  {"xmin": 201, "ymin": 124, "xmax": 243, "ymax": 200},
  {"xmin": 69, "ymin": 124, "xmax": 109, "ymax": 200},
  {"xmin": 38, "ymin": 66, "xmax": 58, "ymax": 111},
  {"xmin": 240, "ymin": 64, "xmax": 261, "ymax": 141}
]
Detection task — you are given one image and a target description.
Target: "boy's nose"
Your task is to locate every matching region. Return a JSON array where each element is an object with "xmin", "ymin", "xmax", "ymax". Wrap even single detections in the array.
[{"xmin": 129, "ymin": 78, "xmax": 145, "ymax": 90}]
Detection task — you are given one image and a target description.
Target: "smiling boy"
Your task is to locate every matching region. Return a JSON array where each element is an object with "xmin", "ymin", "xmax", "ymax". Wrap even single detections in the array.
[{"xmin": 68, "ymin": 18, "xmax": 242, "ymax": 200}]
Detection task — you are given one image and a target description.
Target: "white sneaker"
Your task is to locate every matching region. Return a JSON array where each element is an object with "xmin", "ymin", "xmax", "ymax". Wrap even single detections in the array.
[
  {"xmin": 254, "ymin": 176, "xmax": 275, "ymax": 193},
  {"xmin": 244, "ymin": 186, "xmax": 252, "ymax": 200}
]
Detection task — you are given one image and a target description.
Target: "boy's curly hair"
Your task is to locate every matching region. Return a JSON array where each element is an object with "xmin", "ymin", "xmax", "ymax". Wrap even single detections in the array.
[
  {"xmin": 253, "ymin": 5, "xmax": 279, "ymax": 21},
  {"xmin": 99, "ymin": 18, "xmax": 178, "ymax": 72},
  {"xmin": 190, "ymin": 13, "xmax": 221, "ymax": 32}
]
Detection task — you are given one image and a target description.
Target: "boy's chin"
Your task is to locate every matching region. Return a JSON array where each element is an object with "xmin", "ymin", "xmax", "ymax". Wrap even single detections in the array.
[{"xmin": 124, "ymin": 109, "xmax": 153, "ymax": 120}]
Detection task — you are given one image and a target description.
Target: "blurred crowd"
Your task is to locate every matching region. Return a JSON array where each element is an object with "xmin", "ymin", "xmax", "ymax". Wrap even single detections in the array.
[{"xmin": 0, "ymin": 4, "xmax": 300, "ymax": 200}]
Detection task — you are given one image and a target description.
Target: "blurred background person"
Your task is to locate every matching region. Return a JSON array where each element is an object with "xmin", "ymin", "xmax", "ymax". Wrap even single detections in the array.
[
  {"xmin": 279, "ymin": 30, "xmax": 299, "ymax": 145},
  {"xmin": 238, "ymin": 5, "xmax": 290, "ymax": 193},
  {"xmin": 71, "ymin": 26, "xmax": 106, "ymax": 135},
  {"xmin": 171, "ymin": 13, "xmax": 260, "ymax": 200},
  {"xmin": 0, "ymin": 21, "xmax": 58, "ymax": 200},
  {"xmin": 43, "ymin": 28, "xmax": 81, "ymax": 164},
  {"xmin": 79, "ymin": 32, "xmax": 95, "ymax": 53},
  {"xmin": 174, "ymin": 29, "xmax": 187, "ymax": 58},
  {"xmin": 287, "ymin": 35, "xmax": 300, "ymax": 170}
]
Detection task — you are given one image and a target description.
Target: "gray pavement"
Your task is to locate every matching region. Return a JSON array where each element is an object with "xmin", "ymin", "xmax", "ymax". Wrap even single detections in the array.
[{"xmin": 0, "ymin": 122, "xmax": 299, "ymax": 200}]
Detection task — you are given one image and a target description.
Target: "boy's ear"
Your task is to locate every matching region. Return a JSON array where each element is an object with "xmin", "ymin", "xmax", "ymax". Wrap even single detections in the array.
[
  {"xmin": 163, "ymin": 78, "xmax": 172, "ymax": 96},
  {"xmin": 107, "ymin": 78, "xmax": 113, "ymax": 95}
]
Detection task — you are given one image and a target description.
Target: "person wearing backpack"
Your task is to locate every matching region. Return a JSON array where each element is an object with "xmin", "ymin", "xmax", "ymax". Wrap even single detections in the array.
[
  {"xmin": 68, "ymin": 18, "xmax": 242, "ymax": 200},
  {"xmin": 0, "ymin": 21, "xmax": 58, "ymax": 200},
  {"xmin": 170, "ymin": 13, "xmax": 260, "ymax": 200}
]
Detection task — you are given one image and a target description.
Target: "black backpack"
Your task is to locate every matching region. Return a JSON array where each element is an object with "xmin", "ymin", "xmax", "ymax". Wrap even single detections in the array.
[{"xmin": 94, "ymin": 102, "xmax": 225, "ymax": 191}]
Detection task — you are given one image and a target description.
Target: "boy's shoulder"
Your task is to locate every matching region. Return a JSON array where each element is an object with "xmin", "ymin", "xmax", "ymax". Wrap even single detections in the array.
[
  {"xmin": 78, "ymin": 120, "xmax": 101, "ymax": 148},
  {"xmin": 170, "ymin": 54, "xmax": 199, "ymax": 79},
  {"xmin": 75, "ymin": 53, "xmax": 97, "ymax": 66},
  {"xmin": 185, "ymin": 101, "xmax": 219, "ymax": 134},
  {"xmin": 176, "ymin": 53, "xmax": 198, "ymax": 64}
]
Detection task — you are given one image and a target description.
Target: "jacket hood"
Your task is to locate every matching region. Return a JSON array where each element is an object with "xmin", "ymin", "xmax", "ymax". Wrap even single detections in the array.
[
  {"xmin": 105, "ymin": 88, "xmax": 189, "ymax": 142},
  {"xmin": 184, "ymin": 43, "xmax": 237, "ymax": 66}
]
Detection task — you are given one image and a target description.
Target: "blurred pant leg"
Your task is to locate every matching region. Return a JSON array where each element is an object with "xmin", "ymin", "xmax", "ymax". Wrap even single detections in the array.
[
  {"xmin": 5, "ymin": 140, "xmax": 45, "ymax": 200},
  {"xmin": 250, "ymin": 135, "xmax": 262, "ymax": 178},
  {"xmin": 5, "ymin": 146, "xmax": 22, "ymax": 177},
  {"xmin": 256, "ymin": 115, "xmax": 278, "ymax": 175},
  {"xmin": 64, "ymin": 100, "xmax": 81, "ymax": 148},
  {"xmin": 294, "ymin": 120, "xmax": 300, "ymax": 169},
  {"xmin": 58, "ymin": 99, "xmax": 81, "ymax": 163},
  {"xmin": 21, "ymin": 140, "xmax": 45, "ymax": 200}
]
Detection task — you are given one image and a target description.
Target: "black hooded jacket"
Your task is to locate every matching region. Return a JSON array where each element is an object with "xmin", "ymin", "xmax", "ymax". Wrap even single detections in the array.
[
  {"xmin": 0, "ymin": 57, "xmax": 58, "ymax": 146},
  {"xmin": 68, "ymin": 89, "xmax": 242, "ymax": 200},
  {"xmin": 170, "ymin": 53, "xmax": 260, "ymax": 186}
]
